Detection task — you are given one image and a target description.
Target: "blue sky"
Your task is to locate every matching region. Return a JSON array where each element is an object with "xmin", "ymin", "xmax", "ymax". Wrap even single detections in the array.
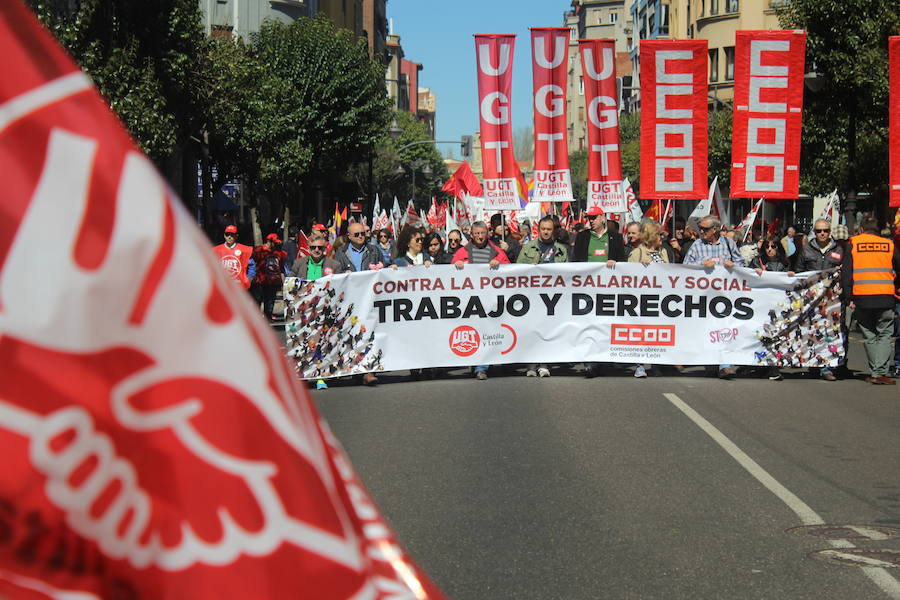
[{"xmin": 388, "ymin": 0, "xmax": 570, "ymax": 157}]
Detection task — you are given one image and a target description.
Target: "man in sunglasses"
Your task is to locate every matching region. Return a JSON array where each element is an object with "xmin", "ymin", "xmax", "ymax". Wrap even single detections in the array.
[
  {"xmin": 335, "ymin": 222, "xmax": 385, "ymax": 273},
  {"xmin": 683, "ymin": 215, "xmax": 744, "ymax": 379},
  {"xmin": 793, "ymin": 219, "xmax": 846, "ymax": 381},
  {"xmin": 290, "ymin": 234, "xmax": 339, "ymax": 280}
]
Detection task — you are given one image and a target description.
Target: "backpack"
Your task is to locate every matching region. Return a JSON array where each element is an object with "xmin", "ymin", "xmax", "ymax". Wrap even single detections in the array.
[{"xmin": 261, "ymin": 252, "xmax": 282, "ymax": 283}]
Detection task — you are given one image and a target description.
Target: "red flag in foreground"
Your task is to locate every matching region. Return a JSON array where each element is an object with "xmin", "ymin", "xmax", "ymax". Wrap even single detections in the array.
[
  {"xmin": 0, "ymin": 4, "xmax": 444, "ymax": 599},
  {"xmin": 441, "ymin": 160, "xmax": 484, "ymax": 199}
]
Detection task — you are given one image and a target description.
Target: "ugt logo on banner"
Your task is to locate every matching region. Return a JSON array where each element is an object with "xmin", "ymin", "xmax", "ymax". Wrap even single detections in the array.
[
  {"xmin": 730, "ymin": 30, "xmax": 806, "ymax": 199},
  {"xmin": 475, "ymin": 34, "xmax": 520, "ymax": 211}
]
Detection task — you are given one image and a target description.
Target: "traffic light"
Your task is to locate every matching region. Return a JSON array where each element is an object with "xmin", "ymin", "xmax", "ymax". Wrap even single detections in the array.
[{"xmin": 460, "ymin": 135, "xmax": 473, "ymax": 159}]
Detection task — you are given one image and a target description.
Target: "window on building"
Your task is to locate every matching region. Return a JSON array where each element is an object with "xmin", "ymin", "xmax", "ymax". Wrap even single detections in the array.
[
  {"xmin": 708, "ymin": 49, "xmax": 719, "ymax": 82},
  {"xmin": 579, "ymin": 77, "xmax": 584, "ymax": 95},
  {"xmin": 648, "ymin": 13, "xmax": 655, "ymax": 34},
  {"xmin": 701, "ymin": 0, "xmax": 706, "ymax": 17},
  {"xmin": 710, "ymin": 0, "xmax": 719, "ymax": 15},
  {"xmin": 578, "ymin": 106, "xmax": 585, "ymax": 122},
  {"xmin": 610, "ymin": 12, "xmax": 618, "ymax": 23},
  {"xmin": 570, "ymin": 27, "xmax": 577, "ymax": 42},
  {"xmin": 726, "ymin": 0, "xmax": 739, "ymax": 12},
  {"xmin": 658, "ymin": 5, "xmax": 669, "ymax": 34},
  {"xmin": 724, "ymin": 46, "xmax": 735, "ymax": 80}
]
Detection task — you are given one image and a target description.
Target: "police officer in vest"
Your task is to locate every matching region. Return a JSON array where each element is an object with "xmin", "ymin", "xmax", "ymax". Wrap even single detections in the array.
[{"xmin": 841, "ymin": 217, "xmax": 900, "ymax": 384}]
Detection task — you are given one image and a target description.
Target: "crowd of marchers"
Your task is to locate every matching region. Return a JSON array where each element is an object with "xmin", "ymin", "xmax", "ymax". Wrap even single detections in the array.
[{"xmin": 212, "ymin": 208, "xmax": 900, "ymax": 389}]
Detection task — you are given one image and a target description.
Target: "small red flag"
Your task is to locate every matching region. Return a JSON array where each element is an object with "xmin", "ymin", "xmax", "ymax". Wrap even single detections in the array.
[
  {"xmin": 441, "ymin": 161, "xmax": 484, "ymax": 198},
  {"xmin": 0, "ymin": 3, "xmax": 444, "ymax": 599}
]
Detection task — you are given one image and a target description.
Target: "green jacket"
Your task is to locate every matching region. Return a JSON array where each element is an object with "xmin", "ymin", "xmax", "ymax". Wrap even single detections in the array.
[{"xmin": 517, "ymin": 239, "xmax": 569, "ymax": 264}]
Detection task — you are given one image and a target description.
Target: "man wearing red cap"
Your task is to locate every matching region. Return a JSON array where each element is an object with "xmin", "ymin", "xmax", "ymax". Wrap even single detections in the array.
[
  {"xmin": 571, "ymin": 205, "xmax": 626, "ymax": 378},
  {"xmin": 571, "ymin": 206, "xmax": 626, "ymax": 264},
  {"xmin": 253, "ymin": 233, "xmax": 289, "ymax": 321},
  {"xmin": 213, "ymin": 225, "xmax": 254, "ymax": 290}
]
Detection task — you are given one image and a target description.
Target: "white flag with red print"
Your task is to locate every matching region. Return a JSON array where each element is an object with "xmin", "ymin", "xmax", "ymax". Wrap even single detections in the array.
[
  {"xmin": 0, "ymin": 3, "xmax": 444, "ymax": 599},
  {"xmin": 740, "ymin": 198, "xmax": 764, "ymax": 240}
]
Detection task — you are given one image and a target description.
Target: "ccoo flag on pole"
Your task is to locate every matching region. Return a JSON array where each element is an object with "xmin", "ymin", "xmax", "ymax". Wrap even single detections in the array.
[{"xmin": 0, "ymin": 3, "xmax": 445, "ymax": 599}]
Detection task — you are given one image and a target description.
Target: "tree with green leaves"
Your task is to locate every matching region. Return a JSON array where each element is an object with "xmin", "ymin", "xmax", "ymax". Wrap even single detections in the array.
[
  {"xmin": 252, "ymin": 15, "xmax": 391, "ymax": 190},
  {"xmin": 778, "ymin": 0, "xmax": 900, "ymax": 224},
  {"xmin": 29, "ymin": 0, "xmax": 207, "ymax": 164}
]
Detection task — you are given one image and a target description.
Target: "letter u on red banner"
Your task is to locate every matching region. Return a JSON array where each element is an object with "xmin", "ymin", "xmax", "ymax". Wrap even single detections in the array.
[
  {"xmin": 890, "ymin": 36, "xmax": 900, "ymax": 207},
  {"xmin": 531, "ymin": 27, "xmax": 573, "ymax": 203},
  {"xmin": 730, "ymin": 30, "xmax": 806, "ymax": 199},
  {"xmin": 475, "ymin": 34, "xmax": 519, "ymax": 211},
  {"xmin": 580, "ymin": 39, "xmax": 626, "ymax": 213},
  {"xmin": 639, "ymin": 39, "xmax": 708, "ymax": 200},
  {"xmin": 0, "ymin": 2, "xmax": 444, "ymax": 599}
]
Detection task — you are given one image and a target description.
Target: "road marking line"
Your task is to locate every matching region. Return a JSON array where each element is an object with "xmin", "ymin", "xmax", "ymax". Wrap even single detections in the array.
[{"xmin": 663, "ymin": 392, "xmax": 900, "ymax": 600}]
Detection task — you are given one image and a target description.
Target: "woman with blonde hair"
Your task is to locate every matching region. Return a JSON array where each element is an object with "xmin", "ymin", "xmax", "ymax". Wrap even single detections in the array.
[
  {"xmin": 628, "ymin": 220, "xmax": 670, "ymax": 265},
  {"xmin": 627, "ymin": 221, "xmax": 668, "ymax": 378}
]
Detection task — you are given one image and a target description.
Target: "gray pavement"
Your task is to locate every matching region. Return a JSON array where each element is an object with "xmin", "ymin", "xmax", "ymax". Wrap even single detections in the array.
[{"xmin": 308, "ymin": 337, "xmax": 900, "ymax": 599}]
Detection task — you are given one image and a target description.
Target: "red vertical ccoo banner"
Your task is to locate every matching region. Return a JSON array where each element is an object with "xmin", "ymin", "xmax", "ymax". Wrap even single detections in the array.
[
  {"xmin": 475, "ymin": 34, "xmax": 519, "ymax": 211},
  {"xmin": 890, "ymin": 36, "xmax": 900, "ymax": 207},
  {"xmin": 531, "ymin": 27, "xmax": 573, "ymax": 203},
  {"xmin": 730, "ymin": 30, "xmax": 806, "ymax": 199},
  {"xmin": 640, "ymin": 39, "xmax": 708, "ymax": 200},
  {"xmin": 580, "ymin": 38, "xmax": 626, "ymax": 213}
]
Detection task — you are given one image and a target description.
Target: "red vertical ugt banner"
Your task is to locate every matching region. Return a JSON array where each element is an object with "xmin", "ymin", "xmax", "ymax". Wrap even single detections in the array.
[
  {"xmin": 640, "ymin": 39, "xmax": 708, "ymax": 200},
  {"xmin": 0, "ymin": 2, "xmax": 444, "ymax": 599},
  {"xmin": 890, "ymin": 36, "xmax": 900, "ymax": 207},
  {"xmin": 580, "ymin": 39, "xmax": 626, "ymax": 213},
  {"xmin": 475, "ymin": 34, "xmax": 519, "ymax": 210},
  {"xmin": 730, "ymin": 30, "xmax": 806, "ymax": 199},
  {"xmin": 531, "ymin": 28, "xmax": 572, "ymax": 202}
]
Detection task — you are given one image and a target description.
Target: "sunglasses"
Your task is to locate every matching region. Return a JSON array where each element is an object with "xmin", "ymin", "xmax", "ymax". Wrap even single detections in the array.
[
  {"xmin": 413, "ymin": 237, "xmax": 424, "ymax": 242},
  {"xmin": 764, "ymin": 243, "xmax": 779, "ymax": 249},
  {"xmin": 814, "ymin": 228, "xmax": 830, "ymax": 233},
  {"xmin": 698, "ymin": 225, "xmax": 714, "ymax": 232},
  {"xmin": 310, "ymin": 245, "xmax": 326, "ymax": 250},
  {"xmin": 348, "ymin": 232, "xmax": 364, "ymax": 237},
  {"xmin": 449, "ymin": 238, "xmax": 461, "ymax": 243}
]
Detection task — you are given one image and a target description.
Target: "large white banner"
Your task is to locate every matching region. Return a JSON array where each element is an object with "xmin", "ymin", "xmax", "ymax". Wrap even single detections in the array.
[{"xmin": 285, "ymin": 264, "xmax": 843, "ymax": 378}]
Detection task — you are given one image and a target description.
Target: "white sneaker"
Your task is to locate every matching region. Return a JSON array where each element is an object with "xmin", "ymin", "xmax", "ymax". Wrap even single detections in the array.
[
  {"xmin": 537, "ymin": 367, "xmax": 550, "ymax": 378},
  {"xmin": 634, "ymin": 365, "xmax": 648, "ymax": 378},
  {"xmin": 526, "ymin": 369, "xmax": 538, "ymax": 377}
]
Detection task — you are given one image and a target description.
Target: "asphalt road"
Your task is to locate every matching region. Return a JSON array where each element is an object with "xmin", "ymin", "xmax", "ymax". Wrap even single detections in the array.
[{"xmin": 309, "ymin": 337, "xmax": 900, "ymax": 600}]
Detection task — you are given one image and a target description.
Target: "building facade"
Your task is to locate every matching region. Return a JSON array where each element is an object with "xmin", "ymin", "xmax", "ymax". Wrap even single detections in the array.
[
  {"xmin": 201, "ymin": 0, "xmax": 371, "ymax": 42},
  {"xmin": 362, "ymin": 0, "xmax": 389, "ymax": 58},
  {"xmin": 418, "ymin": 88, "xmax": 437, "ymax": 139},
  {"xmin": 668, "ymin": 0, "xmax": 783, "ymax": 105},
  {"xmin": 625, "ymin": 0, "xmax": 671, "ymax": 112}
]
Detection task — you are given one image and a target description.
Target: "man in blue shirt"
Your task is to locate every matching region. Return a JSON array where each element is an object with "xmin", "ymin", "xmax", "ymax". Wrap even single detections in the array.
[{"xmin": 683, "ymin": 215, "xmax": 744, "ymax": 378}]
